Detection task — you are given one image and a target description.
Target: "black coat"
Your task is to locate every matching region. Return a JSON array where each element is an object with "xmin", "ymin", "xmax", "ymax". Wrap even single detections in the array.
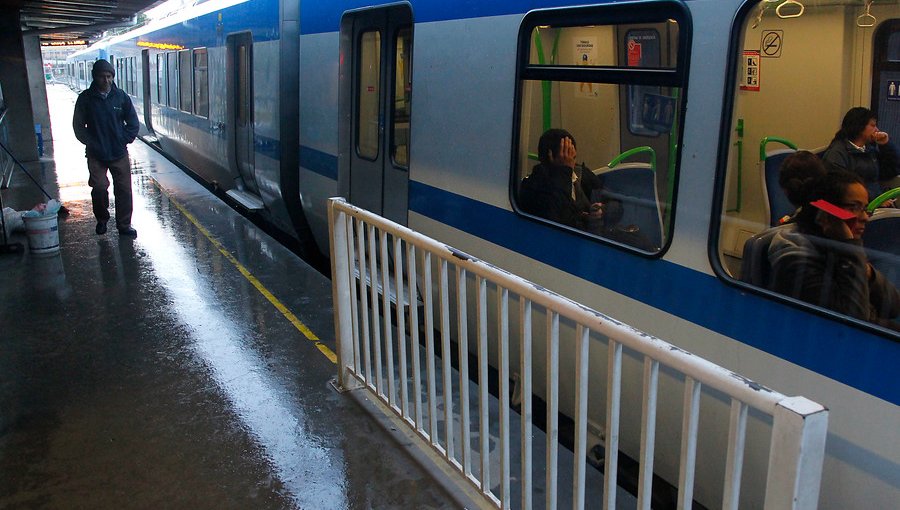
[
  {"xmin": 822, "ymin": 139, "xmax": 898, "ymax": 200},
  {"xmin": 73, "ymin": 82, "xmax": 140, "ymax": 162}
]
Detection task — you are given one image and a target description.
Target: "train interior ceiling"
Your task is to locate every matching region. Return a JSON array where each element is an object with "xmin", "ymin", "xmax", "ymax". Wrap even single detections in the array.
[{"xmin": 720, "ymin": 1, "xmax": 900, "ymax": 278}]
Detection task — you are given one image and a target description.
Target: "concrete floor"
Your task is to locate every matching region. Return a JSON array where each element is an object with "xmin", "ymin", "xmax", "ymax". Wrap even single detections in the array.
[{"xmin": 0, "ymin": 84, "xmax": 457, "ymax": 509}]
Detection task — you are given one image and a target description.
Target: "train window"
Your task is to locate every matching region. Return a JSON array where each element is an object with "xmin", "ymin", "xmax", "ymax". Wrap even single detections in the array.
[
  {"xmin": 513, "ymin": 4, "xmax": 689, "ymax": 254},
  {"xmin": 167, "ymin": 52, "xmax": 177, "ymax": 108},
  {"xmin": 157, "ymin": 54, "xmax": 166, "ymax": 105},
  {"xmin": 716, "ymin": 0, "xmax": 900, "ymax": 334},
  {"xmin": 178, "ymin": 50, "xmax": 192, "ymax": 113},
  {"xmin": 391, "ymin": 28, "xmax": 412, "ymax": 168},
  {"xmin": 193, "ymin": 48, "xmax": 209, "ymax": 118},
  {"xmin": 357, "ymin": 30, "xmax": 381, "ymax": 160}
]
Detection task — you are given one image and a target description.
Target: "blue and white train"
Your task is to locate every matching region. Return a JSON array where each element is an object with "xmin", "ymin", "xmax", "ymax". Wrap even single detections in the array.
[{"xmin": 66, "ymin": 0, "xmax": 900, "ymax": 508}]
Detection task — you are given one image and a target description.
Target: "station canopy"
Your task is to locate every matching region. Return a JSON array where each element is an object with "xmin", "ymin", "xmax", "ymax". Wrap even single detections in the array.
[{"xmin": 1, "ymin": 0, "xmax": 165, "ymax": 45}]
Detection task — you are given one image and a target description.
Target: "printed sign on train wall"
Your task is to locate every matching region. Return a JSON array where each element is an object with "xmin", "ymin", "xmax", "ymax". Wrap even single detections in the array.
[
  {"xmin": 760, "ymin": 30, "xmax": 783, "ymax": 58},
  {"xmin": 741, "ymin": 50, "xmax": 760, "ymax": 91}
]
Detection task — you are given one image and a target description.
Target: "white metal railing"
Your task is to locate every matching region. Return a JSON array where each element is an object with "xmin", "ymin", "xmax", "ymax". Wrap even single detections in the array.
[{"xmin": 327, "ymin": 197, "xmax": 828, "ymax": 510}]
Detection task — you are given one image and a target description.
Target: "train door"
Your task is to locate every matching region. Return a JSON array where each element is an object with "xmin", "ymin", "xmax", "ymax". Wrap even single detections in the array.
[
  {"xmin": 141, "ymin": 49, "xmax": 153, "ymax": 133},
  {"xmin": 873, "ymin": 19, "xmax": 900, "ymax": 145},
  {"xmin": 342, "ymin": 5, "xmax": 413, "ymax": 225},
  {"xmin": 226, "ymin": 32, "xmax": 260, "ymax": 196}
]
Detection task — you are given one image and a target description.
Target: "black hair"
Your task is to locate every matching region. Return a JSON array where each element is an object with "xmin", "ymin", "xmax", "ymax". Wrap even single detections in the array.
[
  {"xmin": 794, "ymin": 170, "xmax": 865, "ymax": 235},
  {"xmin": 537, "ymin": 128, "xmax": 575, "ymax": 165},
  {"xmin": 831, "ymin": 107, "xmax": 876, "ymax": 145},
  {"xmin": 778, "ymin": 151, "xmax": 827, "ymax": 207}
]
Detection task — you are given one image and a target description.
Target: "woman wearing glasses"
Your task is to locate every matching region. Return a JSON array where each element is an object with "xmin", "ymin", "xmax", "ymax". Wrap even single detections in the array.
[{"xmin": 767, "ymin": 171, "xmax": 900, "ymax": 331}]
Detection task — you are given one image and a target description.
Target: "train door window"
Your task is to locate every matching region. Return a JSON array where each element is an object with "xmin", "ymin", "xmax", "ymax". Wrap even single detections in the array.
[
  {"xmin": 157, "ymin": 54, "xmax": 166, "ymax": 105},
  {"xmin": 167, "ymin": 52, "xmax": 178, "ymax": 108},
  {"xmin": 357, "ymin": 30, "xmax": 381, "ymax": 160},
  {"xmin": 391, "ymin": 28, "xmax": 412, "ymax": 168},
  {"xmin": 179, "ymin": 49, "xmax": 192, "ymax": 113},
  {"xmin": 715, "ymin": 0, "xmax": 900, "ymax": 335},
  {"xmin": 513, "ymin": 4, "xmax": 689, "ymax": 254},
  {"xmin": 193, "ymin": 48, "xmax": 209, "ymax": 118}
]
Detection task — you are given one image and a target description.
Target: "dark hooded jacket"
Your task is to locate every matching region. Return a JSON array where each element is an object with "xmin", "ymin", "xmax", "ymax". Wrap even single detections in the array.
[{"xmin": 73, "ymin": 74, "xmax": 139, "ymax": 162}]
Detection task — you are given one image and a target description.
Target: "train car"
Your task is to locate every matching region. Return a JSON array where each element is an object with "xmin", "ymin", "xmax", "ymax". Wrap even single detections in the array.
[{"xmin": 65, "ymin": 0, "xmax": 899, "ymax": 508}]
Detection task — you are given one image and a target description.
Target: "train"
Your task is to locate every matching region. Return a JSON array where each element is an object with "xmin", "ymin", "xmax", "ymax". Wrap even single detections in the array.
[{"xmin": 64, "ymin": 0, "xmax": 899, "ymax": 508}]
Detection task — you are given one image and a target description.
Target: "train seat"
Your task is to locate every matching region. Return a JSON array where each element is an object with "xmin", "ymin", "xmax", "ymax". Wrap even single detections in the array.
[
  {"xmin": 761, "ymin": 146, "xmax": 797, "ymax": 227},
  {"xmin": 594, "ymin": 161, "xmax": 664, "ymax": 250},
  {"xmin": 863, "ymin": 208, "xmax": 900, "ymax": 290},
  {"xmin": 740, "ymin": 223, "xmax": 797, "ymax": 286}
]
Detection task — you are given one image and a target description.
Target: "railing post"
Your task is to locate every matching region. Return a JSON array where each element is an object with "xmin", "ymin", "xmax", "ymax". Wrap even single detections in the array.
[
  {"xmin": 328, "ymin": 198, "xmax": 360, "ymax": 391},
  {"xmin": 764, "ymin": 397, "xmax": 828, "ymax": 510}
]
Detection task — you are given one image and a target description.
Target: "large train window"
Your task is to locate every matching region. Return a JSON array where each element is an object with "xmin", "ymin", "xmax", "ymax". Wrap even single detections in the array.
[
  {"xmin": 156, "ymin": 54, "xmax": 166, "ymax": 105},
  {"xmin": 178, "ymin": 50, "xmax": 192, "ymax": 113},
  {"xmin": 512, "ymin": 3, "xmax": 690, "ymax": 254},
  {"xmin": 716, "ymin": 0, "xmax": 900, "ymax": 334},
  {"xmin": 193, "ymin": 48, "xmax": 209, "ymax": 118},
  {"xmin": 166, "ymin": 52, "xmax": 177, "ymax": 108}
]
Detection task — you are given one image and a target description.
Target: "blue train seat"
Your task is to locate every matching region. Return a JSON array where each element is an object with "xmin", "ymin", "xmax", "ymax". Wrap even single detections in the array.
[
  {"xmin": 863, "ymin": 208, "xmax": 900, "ymax": 291},
  {"xmin": 740, "ymin": 223, "xmax": 797, "ymax": 287},
  {"xmin": 759, "ymin": 136, "xmax": 799, "ymax": 226},
  {"xmin": 594, "ymin": 160, "xmax": 664, "ymax": 250}
]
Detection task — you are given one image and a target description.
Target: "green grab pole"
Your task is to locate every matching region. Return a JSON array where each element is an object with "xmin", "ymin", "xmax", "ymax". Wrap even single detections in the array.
[
  {"xmin": 527, "ymin": 152, "xmax": 539, "ymax": 162},
  {"xmin": 867, "ymin": 187, "xmax": 900, "ymax": 213},
  {"xmin": 608, "ymin": 146, "xmax": 656, "ymax": 171},
  {"xmin": 664, "ymin": 89, "xmax": 680, "ymax": 229},
  {"xmin": 728, "ymin": 119, "xmax": 745, "ymax": 213},
  {"xmin": 759, "ymin": 136, "xmax": 798, "ymax": 161},
  {"xmin": 533, "ymin": 30, "xmax": 552, "ymax": 132}
]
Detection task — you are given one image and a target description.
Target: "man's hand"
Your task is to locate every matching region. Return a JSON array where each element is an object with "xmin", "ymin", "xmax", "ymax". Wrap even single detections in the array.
[
  {"xmin": 874, "ymin": 131, "xmax": 889, "ymax": 145},
  {"xmin": 552, "ymin": 137, "xmax": 577, "ymax": 169}
]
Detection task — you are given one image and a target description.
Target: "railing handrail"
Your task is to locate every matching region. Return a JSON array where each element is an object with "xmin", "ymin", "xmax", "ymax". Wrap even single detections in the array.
[
  {"xmin": 328, "ymin": 196, "xmax": 827, "ymax": 510},
  {"xmin": 330, "ymin": 197, "xmax": 785, "ymax": 413}
]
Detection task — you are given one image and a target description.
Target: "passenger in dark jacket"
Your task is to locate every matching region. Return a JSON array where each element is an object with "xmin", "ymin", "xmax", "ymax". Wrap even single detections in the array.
[
  {"xmin": 768, "ymin": 171, "xmax": 900, "ymax": 331},
  {"xmin": 73, "ymin": 59, "xmax": 140, "ymax": 237},
  {"xmin": 519, "ymin": 129, "xmax": 605, "ymax": 232},
  {"xmin": 821, "ymin": 107, "xmax": 898, "ymax": 203}
]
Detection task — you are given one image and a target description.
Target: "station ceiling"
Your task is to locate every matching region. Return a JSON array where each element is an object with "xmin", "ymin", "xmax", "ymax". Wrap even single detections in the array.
[{"xmin": 1, "ymin": 0, "xmax": 164, "ymax": 44}]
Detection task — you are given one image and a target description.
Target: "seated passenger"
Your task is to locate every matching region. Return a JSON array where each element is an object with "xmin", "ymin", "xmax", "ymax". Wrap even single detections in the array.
[
  {"xmin": 776, "ymin": 150, "xmax": 826, "ymax": 224},
  {"xmin": 768, "ymin": 171, "xmax": 900, "ymax": 331},
  {"xmin": 821, "ymin": 107, "xmax": 898, "ymax": 204},
  {"xmin": 519, "ymin": 129, "xmax": 605, "ymax": 232}
]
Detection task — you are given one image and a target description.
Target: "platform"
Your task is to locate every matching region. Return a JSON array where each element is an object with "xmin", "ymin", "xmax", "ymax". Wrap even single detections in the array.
[{"xmin": 0, "ymin": 84, "xmax": 461, "ymax": 508}]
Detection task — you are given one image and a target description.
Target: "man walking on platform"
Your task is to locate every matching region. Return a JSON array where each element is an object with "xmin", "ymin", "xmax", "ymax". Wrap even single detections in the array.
[{"xmin": 73, "ymin": 59, "xmax": 140, "ymax": 237}]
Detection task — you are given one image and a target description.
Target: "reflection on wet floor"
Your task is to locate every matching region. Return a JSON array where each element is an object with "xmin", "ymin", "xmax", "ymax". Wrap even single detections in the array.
[{"xmin": 0, "ymin": 84, "xmax": 456, "ymax": 509}]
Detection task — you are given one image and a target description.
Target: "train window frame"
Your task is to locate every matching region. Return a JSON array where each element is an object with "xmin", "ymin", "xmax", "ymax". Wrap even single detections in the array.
[
  {"xmin": 193, "ymin": 48, "xmax": 209, "ymax": 119},
  {"xmin": 510, "ymin": 2, "xmax": 692, "ymax": 256},
  {"xmin": 709, "ymin": 0, "xmax": 900, "ymax": 338}
]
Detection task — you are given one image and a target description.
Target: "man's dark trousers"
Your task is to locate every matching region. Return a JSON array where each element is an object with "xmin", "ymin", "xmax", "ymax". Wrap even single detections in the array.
[{"xmin": 88, "ymin": 154, "xmax": 132, "ymax": 229}]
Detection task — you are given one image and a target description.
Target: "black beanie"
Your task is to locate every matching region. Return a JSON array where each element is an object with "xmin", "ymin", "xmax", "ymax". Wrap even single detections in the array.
[{"xmin": 91, "ymin": 59, "xmax": 115, "ymax": 79}]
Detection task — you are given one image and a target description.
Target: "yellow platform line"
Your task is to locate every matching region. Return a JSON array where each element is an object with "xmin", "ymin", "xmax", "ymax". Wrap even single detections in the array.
[{"xmin": 151, "ymin": 180, "xmax": 337, "ymax": 364}]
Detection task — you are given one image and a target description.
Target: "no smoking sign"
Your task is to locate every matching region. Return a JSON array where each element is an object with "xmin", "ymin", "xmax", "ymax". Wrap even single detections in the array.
[{"xmin": 761, "ymin": 30, "xmax": 783, "ymax": 58}]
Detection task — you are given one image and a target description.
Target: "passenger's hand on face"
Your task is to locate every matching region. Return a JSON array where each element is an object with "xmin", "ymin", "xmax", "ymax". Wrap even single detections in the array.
[
  {"xmin": 873, "ymin": 130, "xmax": 889, "ymax": 145},
  {"xmin": 815, "ymin": 210, "xmax": 854, "ymax": 241},
  {"xmin": 588, "ymin": 202, "xmax": 604, "ymax": 218},
  {"xmin": 553, "ymin": 137, "xmax": 577, "ymax": 169}
]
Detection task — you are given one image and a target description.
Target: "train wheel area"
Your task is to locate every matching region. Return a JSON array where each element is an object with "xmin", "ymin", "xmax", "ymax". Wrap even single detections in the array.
[{"xmin": 0, "ymin": 84, "xmax": 460, "ymax": 508}]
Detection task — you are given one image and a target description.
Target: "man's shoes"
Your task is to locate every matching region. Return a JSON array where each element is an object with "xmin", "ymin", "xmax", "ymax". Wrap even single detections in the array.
[
  {"xmin": 95, "ymin": 222, "xmax": 108, "ymax": 235},
  {"xmin": 117, "ymin": 226, "xmax": 137, "ymax": 237}
]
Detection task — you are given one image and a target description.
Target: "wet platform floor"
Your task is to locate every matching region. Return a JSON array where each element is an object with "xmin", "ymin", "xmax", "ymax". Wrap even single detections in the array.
[{"xmin": 0, "ymin": 84, "xmax": 458, "ymax": 509}]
